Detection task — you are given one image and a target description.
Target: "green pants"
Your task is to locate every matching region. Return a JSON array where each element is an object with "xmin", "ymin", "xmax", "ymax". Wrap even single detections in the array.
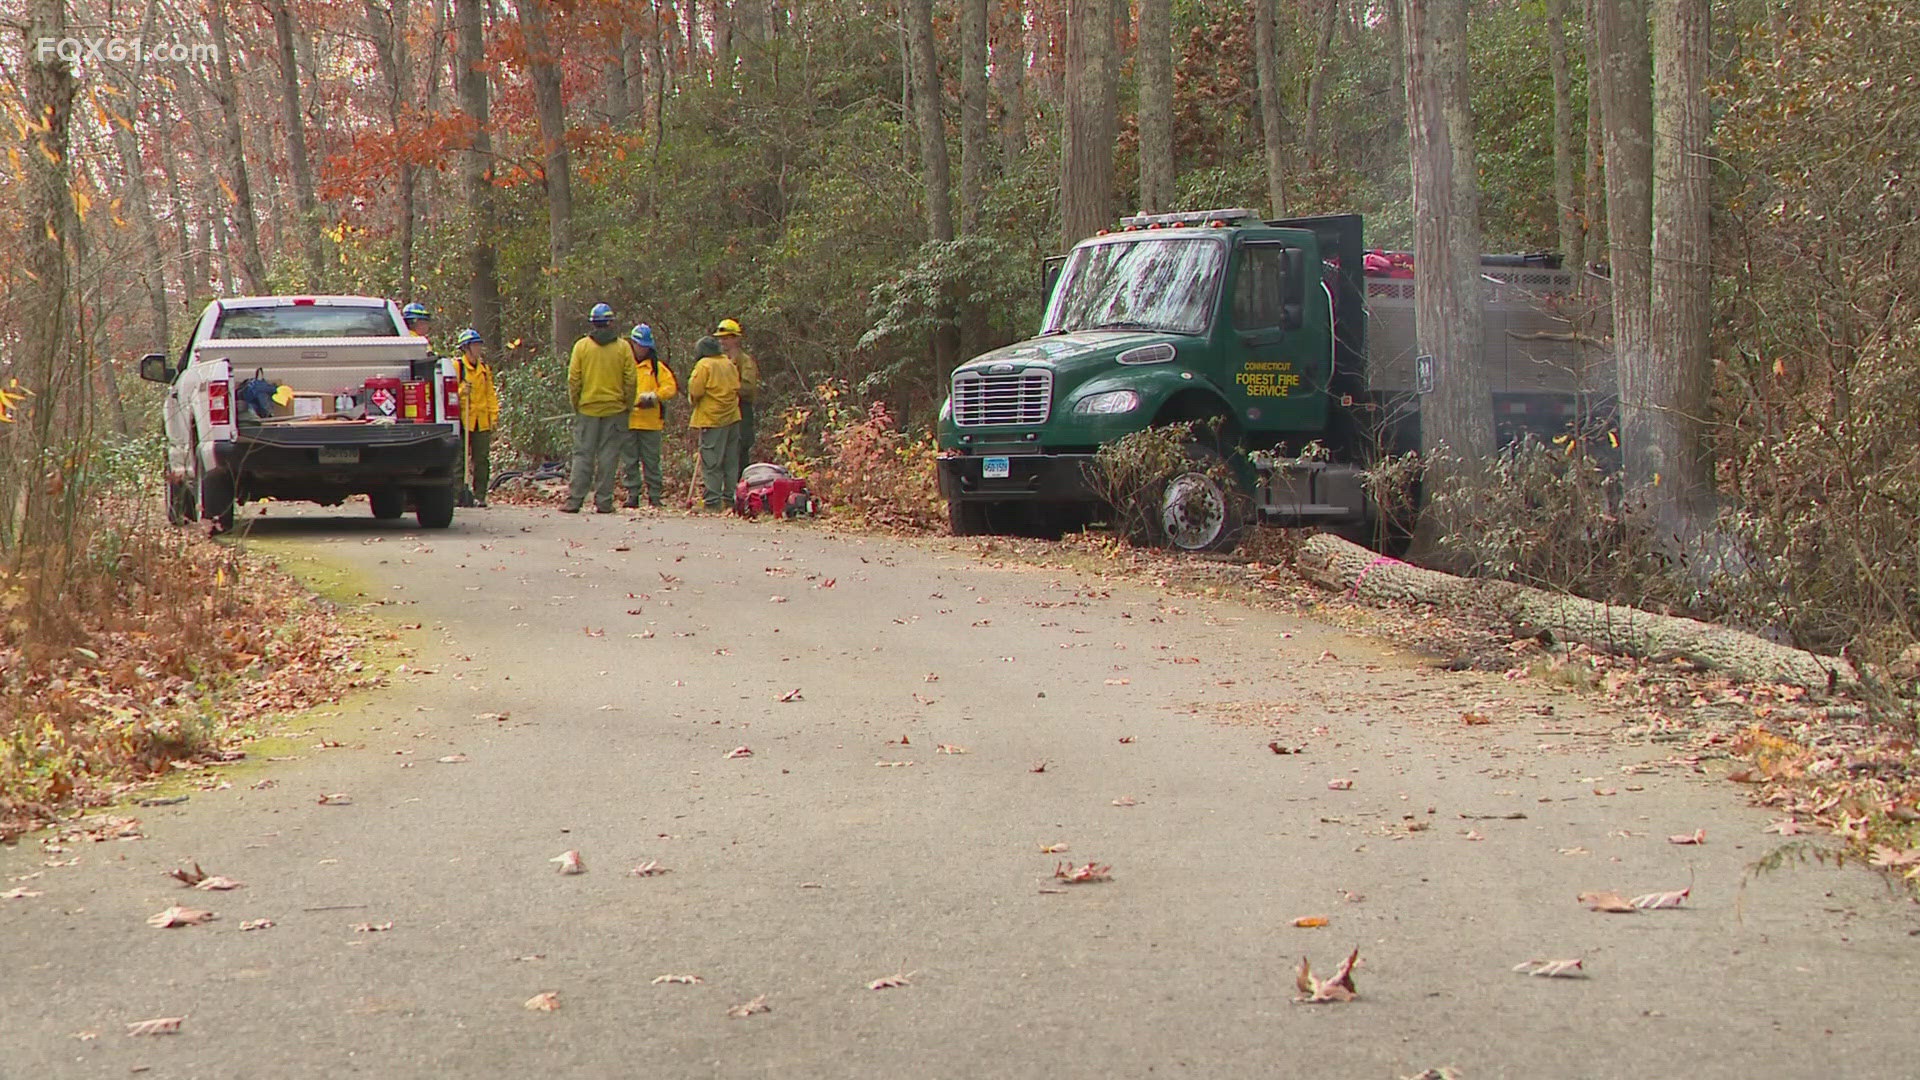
[
  {"xmin": 465, "ymin": 429, "xmax": 492, "ymax": 505},
  {"xmin": 736, "ymin": 398, "xmax": 757, "ymax": 471},
  {"xmin": 697, "ymin": 423, "xmax": 740, "ymax": 508},
  {"xmin": 618, "ymin": 428, "xmax": 664, "ymax": 505},
  {"xmin": 566, "ymin": 412, "xmax": 628, "ymax": 511}
]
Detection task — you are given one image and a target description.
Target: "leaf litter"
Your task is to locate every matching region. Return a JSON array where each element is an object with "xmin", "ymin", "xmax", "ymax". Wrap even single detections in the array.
[
  {"xmin": 1513, "ymin": 958, "xmax": 1586, "ymax": 978},
  {"xmin": 126, "ymin": 1016, "xmax": 184, "ymax": 1036},
  {"xmin": 147, "ymin": 906, "xmax": 215, "ymax": 928},
  {"xmin": 1294, "ymin": 947, "xmax": 1361, "ymax": 1004},
  {"xmin": 1052, "ymin": 861, "xmax": 1112, "ymax": 884},
  {"xmin": 524, "ymin": 991, "xmax": 561, "ymax": 1012},
  {"xmin": 551, "ymin": 850, "xmax": 585, "ymax": 874},
  {"xmin": 727, "ymin": 995, "xmax": 771, "ymax": 1018}
]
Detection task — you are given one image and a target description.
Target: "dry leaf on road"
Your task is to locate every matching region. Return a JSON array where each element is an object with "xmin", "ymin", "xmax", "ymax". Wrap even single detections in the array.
[
  {"xmin": 1053, "ymin": 861, "xmax": 1112, "ymax": 884},
  {"xmin": 629, "ymin": 861, "xmax": 670, "ymax": 877},
  {"xmin": 1765, "ymin": 819, "xmax": 1805, "ymax": 836},
  {"xmin": 727, "ymin": 995, "xmax": 771, "ymax": 1018},
  {"xmin": 437, "ymin": 753, "xmax": 469, "ymax": 764},
  {"xmin": 1512, "ymin": 958, "xmax": 1586, "ymax": 978},
  {"xmin": 1327, "ymin": 778, "xmax": 1354, "ymax": 790},
  {"xmin": 524, "ymin": 991, "xmax": 561, "ymax": 1012},
  {"xmin": 125, "ymin": 1016, "xmax": 183, "ymax": 1036},
  {"xmin": 354, "ymin": 921, "xmax": 395, "ymax": 932},
  {"xmin": 1029, "ymin": 760, "xmax": 1049, "ymax": 773},
  {"xmin": 652, "ymin": 974, "xmax": 703, "ymax": 985},
  {"xmin": 193, "ymin": 876, "xmax": 244, "ymax": 891},
  {"xmin": 316, "ymin": 793, "xmax": 352, "ymax": 806},
  {"xmin": 936, "ymin": 743, "xmax": 969, "ymax": 754},
  {"xmin": 1460, "ymin": 712, "xmax": 1492, "ymax": 726},
  {"xmin": 551, "ymin": 850, "xmax": 585, "ymax": 875},
  {"xmin": 239, "ymin": 919, "xmax": 274, "ymax": 931},
  {"xmin": 1293, "ymin": 915, "xmax": 1330, "ymax": 928},
  {"xmin": 778, "ymin": 688, "xmax": 804, "ymax": 702},
  {"xmin": 1294, "ymin": 947, "xmax": 1360, "ymax": 1004},
  {"xmin": 868, "ymin": 971, "xmax": 916, "ymax": 990},
  {"xmin": 726, "ymin": 746, "xmax": 753, "ymax": 759},
  {"xmin": 1268, "ymin": 742, "xmax": 1301, "ymax": 754},
  {"xmin": 1631, "ymin": 887, "xmax": 1690, "ymax": 909},
  {"xmin": 1668, "ymin": 829, "xmax": 1707, "ymax": 845},
  {"xmin": 1039, "ymin": 843, "xmax": 1069, "ymax": 854},
  {"xmin": 3, "ymin": 886, "xmax": 43, "ymax": 899},
  {"xmin": 1111, "ymin": 795, "xmax": 1138, "ymax": 807},
  {"xmin": 1578, "ymin": 891, "xmax": 1637, "ymax": 913},
  {"xmin": 147, "ymin": 906, "xmax": 215, "ymax": 928}
]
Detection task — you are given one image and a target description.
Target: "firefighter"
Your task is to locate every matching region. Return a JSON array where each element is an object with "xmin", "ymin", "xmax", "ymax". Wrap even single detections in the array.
[
  {"xmin": 455, "ymin": 328, "xmax": 499, "ymax": 508},
  {"xmin": 686, "ymin": 334, "xmax": 741, "ymax": 511},
  {"xmin": 563, "ymin": 302, "xmax": 638, "ymax": 514},
  {"xmin": 401, "ymin": 302, "xmax": 433, "ymax": 343},
  {"xmin": 714, "ymin": 318, "xmax": 758, "ymax": 481},
  {"xmin": 619, "ymin": 324, "xmax": 677, "ymax": 509}
]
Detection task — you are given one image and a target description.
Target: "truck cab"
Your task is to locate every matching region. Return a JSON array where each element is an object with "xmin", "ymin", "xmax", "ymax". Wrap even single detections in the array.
[{"xmin": 937, "ymin": 209, "xmax": 1370, "ymax": 549}]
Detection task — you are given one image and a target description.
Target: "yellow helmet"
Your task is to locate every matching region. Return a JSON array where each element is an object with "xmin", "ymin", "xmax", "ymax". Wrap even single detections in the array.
[{"xmin": 715, "ymin": 318, "xmax": 743, "ymax": 337}]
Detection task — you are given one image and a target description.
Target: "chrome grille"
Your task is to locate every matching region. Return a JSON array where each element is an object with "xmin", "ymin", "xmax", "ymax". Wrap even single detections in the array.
[{"xmin": 951, "ymin": 369, "xmax": 1052, "ymax": 427}]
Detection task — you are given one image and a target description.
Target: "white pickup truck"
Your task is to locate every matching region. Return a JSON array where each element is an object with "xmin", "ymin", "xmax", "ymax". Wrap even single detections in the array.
[{"xmin": 139, "ymin": 296, "xmax": 464, "ymax": 531}]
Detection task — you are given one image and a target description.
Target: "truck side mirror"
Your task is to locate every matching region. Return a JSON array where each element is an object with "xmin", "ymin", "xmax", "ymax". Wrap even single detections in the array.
[
  {"xmin": 138, "ymin": 353, "xmax": 172, "ymax": 383},
  {"xmin": 1042, "ymin": 255, "xmax": 1067, "ymax": 307},
  {"xmin": 1280, "ymin": 247, "xmax": 1307, "ymax": 331}
]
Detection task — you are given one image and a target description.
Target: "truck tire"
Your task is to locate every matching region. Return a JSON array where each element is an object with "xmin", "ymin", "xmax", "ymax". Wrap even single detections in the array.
[
  {"xmin": 369, "ymin": 489, "xmax": 407, "ymax": 520},
  {"xmin": 194, "ymin": 445, "xmax": 235, "ymax": 534},
  {"xmin": 414, "ymin": 483, "xmax": 456, "ymax": 529},
  {"xmin": 948, "ymin": 498, "xmax": 992, "ymax": 536},
  {"xmin": 1144, "ymin": 443, "xmax": 1247, "ymax": 554}
]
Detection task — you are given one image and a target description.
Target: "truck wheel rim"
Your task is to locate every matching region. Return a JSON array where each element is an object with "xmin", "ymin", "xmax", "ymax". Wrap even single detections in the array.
[{"xmin": 1161, "ymin": 471, "xmax": 1225, "ymax": 550}]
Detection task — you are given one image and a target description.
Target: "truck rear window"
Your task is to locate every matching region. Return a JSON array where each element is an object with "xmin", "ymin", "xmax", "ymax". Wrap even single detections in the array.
[{"xmin": 211, "ymin": 306, "xmax": 400, "ymax": 339}]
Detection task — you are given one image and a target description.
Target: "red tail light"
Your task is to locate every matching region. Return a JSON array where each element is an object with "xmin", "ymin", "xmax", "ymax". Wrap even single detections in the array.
[
  {"xmin": 207, "ymin": 379, "xmax": 231, "ymax": 425},
  {"xmin": 442, "ymin": 374, "xmax": 461, "ymax": 422}
]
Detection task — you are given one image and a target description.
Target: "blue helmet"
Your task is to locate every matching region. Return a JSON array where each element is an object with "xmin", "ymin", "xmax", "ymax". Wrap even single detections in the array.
[
  {"xmin": 589, "ymin": 302, "xmax": 614, "ymax": 324},
  {"xmin": 455, "ymin": 327, "xmax": 484, "ymax": 349},
  {"xmin": 401, "ymin": 302, "xmax": 431, "ymax": 322},
  {"xmin": 628, "ymin": 323, "xmax": 655, "ymax": 349}
]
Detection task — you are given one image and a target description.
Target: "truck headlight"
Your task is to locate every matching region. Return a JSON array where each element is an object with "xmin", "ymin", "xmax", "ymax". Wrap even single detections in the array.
[{"xmin": 1073, "ymin": 390, "xmax": 1141, "ymax": 415}]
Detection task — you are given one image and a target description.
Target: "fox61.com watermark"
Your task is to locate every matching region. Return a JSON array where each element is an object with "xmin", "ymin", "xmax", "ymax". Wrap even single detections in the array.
[{"xmin": 35, "ymin": 36, "xmax": 219, "ymax": 65}]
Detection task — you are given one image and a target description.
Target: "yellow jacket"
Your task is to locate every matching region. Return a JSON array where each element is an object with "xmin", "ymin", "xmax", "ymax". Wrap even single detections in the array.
[
  {"xmin": 686, "ymin": 353, "xmax": 741, "ymax": 428},
  {"xmin": 735, "ymin": 351, "xmax": 759, "ymax": 401},
  {"xmin": 568, "ymin": 332, "xmax": 638, "ymax": 418},
  {"xmin": 459, "ymin": 356, "xmax": 500, "ymax": 432},
  {"xmin": 627, "ymin": 347, "xmax": 679, "ymax": 431}
]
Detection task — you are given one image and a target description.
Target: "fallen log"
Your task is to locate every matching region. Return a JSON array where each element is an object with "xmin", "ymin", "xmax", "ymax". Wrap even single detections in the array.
[{"xmin": 1296, "ymin": 532, "xmax": 1856, "ymax": 691}]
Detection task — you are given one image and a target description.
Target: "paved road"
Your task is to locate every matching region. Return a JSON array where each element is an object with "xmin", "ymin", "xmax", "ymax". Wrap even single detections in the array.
[{"xmin": 4, "ymin": 505, "xmax": 1917, "ymax": 1079}]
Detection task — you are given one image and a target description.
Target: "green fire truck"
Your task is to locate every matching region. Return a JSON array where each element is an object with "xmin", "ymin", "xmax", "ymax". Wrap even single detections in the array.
[{"xmin": 935, "ymin": 210, "xmax": 1611, "ymax": 551}]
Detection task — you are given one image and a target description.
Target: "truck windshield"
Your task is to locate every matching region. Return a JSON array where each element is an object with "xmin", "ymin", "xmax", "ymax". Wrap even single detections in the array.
[
  {"xmin": 1041, "ymin": 236, "xmax": 1224, "ymax": 336},
  {"xmin": 211, "ymin": 305, "xmax": 400, "ymax": 339}
]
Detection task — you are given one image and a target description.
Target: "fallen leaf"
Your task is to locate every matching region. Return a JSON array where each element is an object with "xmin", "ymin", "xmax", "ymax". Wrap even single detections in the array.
[
  {"xmin": 867, "ymin": 971, "xmax": 916, "ymax": 990},
  {"xmin": 1029, "ymin": 760, "xmax": 1049, "ymax": 773},
  {"xmin": 147, "ymin": 906, "xmax": 215, "ymax": 928},
  {"xmin": 125, "ymin": 1016, "xmax": 183, "ymax": 1036},
  {"xmin": 727, "ymin": 746, "xmax": 753, "ymax": 759},
  {"xmin": 629, "ymin": 861, "xmax": 670, "ymax": 877},
  {"xmin": 1327, "ymin": 778, "xmax": 1354, "ymax": 790},
  {"xmin": 1460, "ymin": 712, "xmax": 1492, "ymax": 726},
  {"xmin": 1039, "ymin": 843, "xmax": 1069, "ymax": 854},
  {"xmin": 354, "ymin": 922, "xmax": 395, "ymax": 932},
  {"xmin": 193, "ymin": 876, "xmax": 244, "ymax": 891},
  {"xmin": 582, "ymin": 627, "xmax": 605, "ymax": 637},
  {"xmin": 1052, "ymin": 861, "xmax": 1112, "ymax": 884},
  {"xmin": 69, "ymin": 1031, "xmax": 98, "ymax": 1041},
  {"xmin": 316, "ymin": 793, "xmax": 352, "ymax": 806},
  {"xmin": 1592, "ymin": 787, "xmax": 1619, "ymax": 796},
  {"xmin": 1667, "ymin": 829, "xmax": 1706, "ymax": 845},
  {"xmin": 936, "ymin": 743, "xmax": 969, "ymax": 754},
  {"xmin": 726, "ymin": 994, "xmax": 771, "ymax": 1018},
  {"xmin": 476, "ymin": 711, "xmax": 511, "ymax": 722},
  {"xmin": 1558, "ymin": 846, "xmax": 1590, "ymax": 856},
  {"xmin": 437, "ymin": 753, "xmax": 469, "ymax": 764},
  {"xmin": 1764, "ymin": 818, "xmax": 1804, "ymax": 836},
  {"xmin": 1267, "ymin": 742, "xmax": 1301, "ymax": 754},
  {"xmin": 1577, "ymin": 891, "xmax": 1637, "ymax": 913},
  {"xmin": 923, "ymin": 673, "xmax": 939, "ymax": 682},
  {"xmin": 1118, "ymin": 736, "xmax": 1136, "ymax": 744},
  {"xmin": 1111, "ymin": 795, "xmax": 1138, "ymax": 807},
  {"xmin": 1460, "ymin": 830, "xmax": 1484, "ymax": 841},
  {"xmin": 1293, "ymin": 915, "xmax": 1329, "ymax": 928},
  {"xmin": 1512, "ymin": 958, "xmax": 1586, "ymax": 978},
  {"xmin": 770, "ymin": 595, "xmax": 788, "ymax": 603},
  {"xmin": 167, "ymin": 862, "xmax": 207, "ymax": 886},
  {"xmin": 552, "ymin": 850, "xmax": 585, "ymax": 875},
  {"xmin": 1315, "ymin": 651, "xmax": 1339, "ymax": 663},
  {"xmin": 778, "ymin": 688, "xmax": 804, "ymax": 702},
  {"xmin": 652, "ymin": 974, "xmax": 703, "ymax": 985},
  {"xmin": 1631, "ymin": 887, "xmax": 1690, "ymax": 909},
  {"xmin": 1726, "ymin": 767, "xmax": 1763, "ymax": 784},
  {"xmin": 3, "ymin": 886, "xmax": 43, "ymax": 899},
  {"xmin": 524, "ymin": 991, "xmax": 561, "ymax": 1012},
  {"xmin": 875, "ymin": 760, "xmax": 915, "ymax": 767},
  {"xmin": 1294, "ymin": 947, "xmax": 1360, "ymax": 1003},
  {"xmin": 239, "ymin": 919, "xmax": 274, "ymax": 931},
  {"xmin": 1103, "ymin": 678, "xmax": 1130, "ymax": 686},
  {"xmin": 250, "ymin": 779, "xmax": 277, "ymax": 790}
]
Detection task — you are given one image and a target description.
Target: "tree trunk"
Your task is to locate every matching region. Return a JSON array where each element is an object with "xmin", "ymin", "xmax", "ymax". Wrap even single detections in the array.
[
  {"xmin": 455, "ymin": 0, "xmax": 501, "ymax": 348},
  {"xmin": 1303, "ymin": 0, "xmax": 1341, "ymax": 162},
  {"xmin": 959, "ymin": 0, "xmax": 989, "ymax": 232},
  {"xmin": 1401, "ymin": 0, "xmax": 1493, "ymax": 556},
  {"xmin": 1545, "ymin": 0, "xmax": 1582, "ymax": 276},
  {"xmin": 1593, "ymin": 1, "xmax": 1660, "ymax": 514},
  {"xmin": 1296, "ymin": 533, "xmax": 1856, "ymax": 690},
  {"xmin": 1252, "ymin": 0, "xmax": 1288, "ymax": 217},
  {"xmin": 1136, "ymin": 0, "xmax": 1173, "ymax": 212},
  {"xmin": 273, "ymin": 0, "xmax": 326, "ymax": 288},
  {"xmin": 521, "ymin": 0, "xmax": 576, "ymax": 355},
  {"xmin": 1647, "ymin": 0, "xmax": 1713, "ymax": 527},
  {"xmin": 107, "ymin": 8, "xmax": 170, "ymax": 357},
  {"xmin": 207, "ymin": 0, "xmax": 268, "ymax": 294},
  {"xmin": 156, "ymin": 117, "xmax": 202, "ymax": 305},
  {"xmin": 993, "ymin": 0, "xmax": 1027, "ymax": 162},
  {"xmin": 367, "ymin": 0, "xmax": 417, "ymax": 301},
  {"xmin": 907, "ymin": 0, "xmax": 958, "ymax": 375},
  {"xmin": 1581, "ymin": 0, "xmax": 1604, "ymax": 284},
  {"xmin": 1060, "ymin": 0, "xmax": 1116, "ymax": 247}
]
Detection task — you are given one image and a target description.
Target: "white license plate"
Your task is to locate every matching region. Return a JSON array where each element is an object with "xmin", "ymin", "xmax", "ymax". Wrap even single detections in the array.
[
  {"xmin": 317, "ymin": 447, "xmax": 361, "ymax": 464},
  {"xmin": 982, "ymin": 456, "xmax": 1010, "ymax": 479}
]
